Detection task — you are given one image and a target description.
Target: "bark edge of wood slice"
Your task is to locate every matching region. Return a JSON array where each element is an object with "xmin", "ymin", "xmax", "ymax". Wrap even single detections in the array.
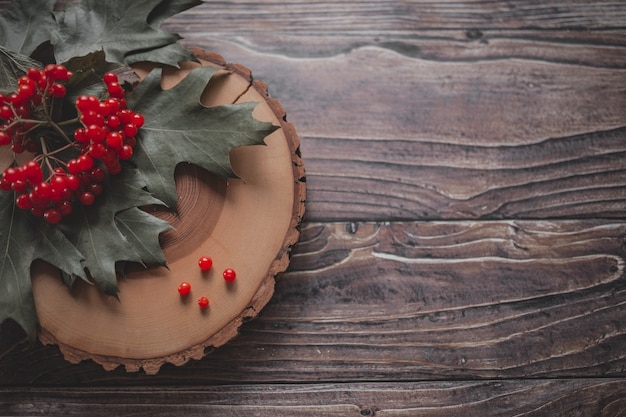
[{"xmin": 31, "ymin": 49, "xmax": 306, "ymax": 375}]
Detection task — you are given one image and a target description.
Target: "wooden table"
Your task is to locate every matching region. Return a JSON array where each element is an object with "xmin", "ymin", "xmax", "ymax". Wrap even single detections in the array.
[{"xmin": 3, "ymin": 1, "xmax": 626, "ymax": 415}]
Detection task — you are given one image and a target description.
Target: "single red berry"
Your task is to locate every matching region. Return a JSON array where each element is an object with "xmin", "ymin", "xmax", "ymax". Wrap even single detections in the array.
[
  {"xmin": 15, "ymin": 193, "xmax": 32, "ymax": 209},
  {"xmin": 106, "ymin": 131, "xmax": 123, "ymax": 149},
  {"xmin": 0, "ymin": 131, "xmax": 10, "ymax": 145},
  {"xmin": 107, "ymin": 114, "xmax": 121, "ymax": 129},
  {"xmin": 198, "ymin": 296, "xmax": 209, "ymax": 309},
  {"xmin": 178, "ymin": 282, "xmax": 191, "ymax": 296},
  {"xmin": 79, "ymin": 191, "xmax": 95, "ymax": 206},
  {"xmin": 11, "ymin": 141, "xmax": 24, "ymax": 154},
  {"xmin": 103, "ymin": 72, "xmax": 118, "ymax": 84},
  {"xmin": 223, "ymin": 268, "xmax": 236, "ymax": 282},
  {"xmin": 43, "ymin": 208, "xmax": 63, "ymax": 224},
  {"xmin": 50, "ymin": 83, "xmax": 66, "ymax": 98},
  {"xmin": 26, "ymin": 67, "xmax": 42, "ymax": 81},
  {"xmin": 77, "ymin": 154, "xmax": 94, "ymax": 171},
  {"xmin": 118, "ymin": 109, "xmax": 133, "ymax": 123},
  {"xmin": 65, "ymin": 174, "xmax": 81, "ymax": 191},
  {"xmin": 33, "ymin": 182, "xmax": 52, "ymax": 200},
  {"xmin": 59, "ymin": 200, "xmax": 73, "ymax": 216},
  {"xmin": 44, "ymin": 64, "xmax": 57, "ymax": 77},
  {"xmin": 74, "ymin": 127, "xmax": 88, "ymax": 143},
  {"xmin": 107, "ymin": 82, "xmax": 124, "ymax": 98},
  {"xmin": 2, "ymin": 167, "xmax": 18, "ymax": 183},
  {"xmin": 118, "ymin": 144, "xmax": 133, "ymax": 160},
  {"xmin": 198, "ymin": 256, "xmax": 213, "ymax": 271},
  {"xmin": 105, "ymin": 98, "xmax": 120, "ymax": 115},
  {"xmin": 66, "ymin": 159, "xmax": 81, "ymax": 174},
  {"xmin": 91, "ymin": 167, "xmax": 106, "ymax": 183},
  {"xmin": 131, "ymin": 113, "xmax": 144, "ymax": 128},
  {"xmin": 89, "ymin": 142, "xmax": 107, "ymax": 158},
  {"xmin": 0, "ymin": 105, "xmax": 13, "ymax": 120},
  {"xmin": 123, "ymin": 123, "xmax": 138, "ymax": 137},
  {"xmin": 11, "ymin": 179, "xmax": 28, "ymax": 193},
  {"xmin": 0, "ymin": 178, "xmax": 10, "ymax": 191},
  {"xmin": 53, "ymin": 64, "xmax": 69, "ymax": 81},
  {"xmin": 97, "ymin": 101, "xmax": 110, "ymax": 116},
  {"xmin": 17, "ymin": 83, "xmax": 34, "ymax": 99}
]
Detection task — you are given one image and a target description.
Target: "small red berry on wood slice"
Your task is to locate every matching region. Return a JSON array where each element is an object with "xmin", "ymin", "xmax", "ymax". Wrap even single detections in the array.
[
  {"xmin": 223, "ymin": 268, "xmax": 236, "ymax": 282},
  {"xmin": 198, "ymin": 256, "xmax": 213, "ymax": 271},
  {"xmin": 177, "ymin": 282, "xmax": 191, "ymax": 296},
  {"xmin": 198, "ymin": 296, "xmax": 209, "ymax": 309}
]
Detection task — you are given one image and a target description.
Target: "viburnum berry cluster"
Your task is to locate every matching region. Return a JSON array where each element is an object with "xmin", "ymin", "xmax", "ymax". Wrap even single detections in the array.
[{"xmin": 0, "ymin": 64, "xmax": 144, "ymax": 223}]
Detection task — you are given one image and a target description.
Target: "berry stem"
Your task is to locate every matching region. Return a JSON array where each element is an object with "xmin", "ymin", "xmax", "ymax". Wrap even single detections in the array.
[
  {"xmin": 56, "ymin": 117, "xmax": 79, "ymax": 127},
  {"xmin": 47, "ymin": 117, "xmax": 74, "ymax": 145}
]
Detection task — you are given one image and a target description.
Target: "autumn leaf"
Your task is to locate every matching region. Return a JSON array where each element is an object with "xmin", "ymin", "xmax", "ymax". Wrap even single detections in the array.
[
  {"xmin": 51, "ymin": 0, "xmax": 200, "ymax": 67},
  {"xmin": 127, "ymin": 65, "xmax": 278, "ymax": 208}
]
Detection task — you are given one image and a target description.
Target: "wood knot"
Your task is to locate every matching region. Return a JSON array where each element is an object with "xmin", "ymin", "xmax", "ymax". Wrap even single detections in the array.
[
  {"xmin": 360, "ymin": 406, "xmax": 375, "ymax": 416},
  {"xmin": 465, "ymin": 29, "xmax": 484, "ymax": 40}
]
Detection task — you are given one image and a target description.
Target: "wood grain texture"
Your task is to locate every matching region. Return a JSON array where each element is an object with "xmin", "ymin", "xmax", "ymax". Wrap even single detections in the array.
[
  {"xmin": 2, "ymin": 220, "xmax": 625, "ymax": 384},
  {"xmin": 165, "ymin": 1, "xmax": 626, "ymax": 31},
  {"xmin": 1, "ymin": 1, "xmax": 626, "ymax": 416},
  {"xmin": 160, "ymin": 3, "xmax": 626, "ymax": 221},
  {"xmin": 2, "ymin": 380, "xmax": 626, "ymax": 416}
]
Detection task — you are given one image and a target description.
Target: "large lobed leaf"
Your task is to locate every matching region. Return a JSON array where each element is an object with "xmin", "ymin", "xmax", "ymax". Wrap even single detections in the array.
[
  {"xmin": 127, "ymin": 65, "xmax": 279, "ymax": 208},
  {"xmin": 59, "ymin": 168, "xmax": 170, "ymax": 296},
  {"xmin": 0, "ymin": 0, "xmax": 56, "ymax": 93},
  {"xmin": 0, "ymin": 191, "xmax": 86, "ymax": 339},
  {"xmin": 0, "ymin": 0, "xmax": 56, "ymax": 56},
  {"xmin": 0, "ymin": 47, "xmax": 42, "ymax": 94},
  {"xmin": 51, "ymin": 0, "xmax": 201, "ymax": 67}
]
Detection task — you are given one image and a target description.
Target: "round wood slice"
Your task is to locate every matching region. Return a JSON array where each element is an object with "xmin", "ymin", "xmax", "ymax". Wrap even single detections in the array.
[{"xmin": 29, "ymin": 50, "xmax": 305, "ymax": 374}]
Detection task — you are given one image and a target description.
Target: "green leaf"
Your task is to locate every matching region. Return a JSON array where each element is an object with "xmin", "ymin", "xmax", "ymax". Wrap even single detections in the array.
[
  {"xmin": 0, "ymin": 0, "xmax": 56, "ymax": 56},
  {"xmin": 51, "ymin": 0, "xmax": 200, "ymax": 67},
  {"xmin": 116, "ymin": 207, "xmax": 172, "ymax": 268},
  {"xmin": 127, "ymin": 66, "xmax": 278, "ymax": 208},
  {"xmin": 59, "ymin": 168, "xmax": 166, "ymax": 295},
  {"xmin": 0, "ymin": 46, "xmax": 42, "ymax": 94},
  {"xmin": 0, "ymin": 191, "xmax": 86, "ymax": 340}
]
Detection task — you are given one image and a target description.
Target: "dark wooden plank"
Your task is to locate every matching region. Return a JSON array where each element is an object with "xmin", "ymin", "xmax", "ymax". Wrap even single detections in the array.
[
  {"xmin": 2, "ymin": 380, "xmax": 626, "ymax": 416},
  {"xmin": 2, "ymin": 220, "xmax": 626, "ymax": 384},
  {"xmin": 175, "ymin": 31, "xmax": 626, "ymax": 69},
  {"xmin": 159, "ymin": 20, "xmax": 626, "ymax": 221},
  {"xmin": 166, "ymin": 1, "xmax": 626, "ymax": 31}
]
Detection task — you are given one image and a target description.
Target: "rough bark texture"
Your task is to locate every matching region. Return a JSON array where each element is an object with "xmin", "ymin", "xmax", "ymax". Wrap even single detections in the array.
[{"xmin": 2, "ymin": 0, "xmax": 626, "ymax": 415}]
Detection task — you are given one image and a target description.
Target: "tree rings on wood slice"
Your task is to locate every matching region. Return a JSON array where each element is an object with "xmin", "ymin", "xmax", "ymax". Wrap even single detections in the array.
[{"xmin": 31, "ymin": 49, "xmax": 306, "ymax": 374}]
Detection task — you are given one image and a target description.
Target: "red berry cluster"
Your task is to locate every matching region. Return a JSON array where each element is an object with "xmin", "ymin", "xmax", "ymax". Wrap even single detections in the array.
[
  {"xmin": 0, "ymin": 64, "xmax": 71, "ymax": 154},
  {"xmin": 0, "ymin": 64, "xmax": 144, "ymax": 223}
]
